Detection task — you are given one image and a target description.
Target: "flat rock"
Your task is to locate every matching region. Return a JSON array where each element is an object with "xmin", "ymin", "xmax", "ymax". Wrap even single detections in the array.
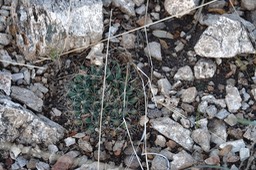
[
  {"xmin": 208, "ymin": 119, "xmax": 227, "ymax": 145},
  {"xmin": 12, "ymin": 0, "xmax": 103, "ymax": 60},
  {"xmin": 164, "ymin": 0, "xmax": 199, "ymax": 17},
  {"xmin": 121, "ymin": 34, "xmax": 136, "ymax": 49},
  {"xmin": 225, "ymin": 85, "xmax": 242, "ymax": 113},
  {"xmin": 0, "ymin": 49, "xmax": 12, "ymax": 67},
  {"xmin": 11, "ymin": 86, "xmax": 43, "ymax": 112},
  {"xmin": 0, "ymin": 33, "xmax": 11, "ymax": 46},
  {"xmin": 195, "ymin": 14, "xmax": 255, "ymax": 58},
  {"xmin": 240, "ymin": 148, "xmax": 250, "ymax": 161},
  {"xmin": 112, "ymin": 0, "xmax": 135, "ymax": 16},
  {"xmin": 194, "ymin": 58, "xmax": 216, "ymax": 79},
  {"xmin": 0, "ymin": 71, "xmax": 11, "ymax": 95},
  {"xmin": 219, "ymin": 139, "xmax": 245, "ymax": 153},
  {"xmin": 181, "ymin": 87, "xmax": 197, "ymax": 103},
  {"xmin": 150, "ymin": 117, "xmax": 194, "ymax": 150},
  {"xmin": 243, "ymin": 125, "xmax": 256, "ymax": 141},
  {"xmin": 157, "ymin": 78, "xmax": 171, "ymax": 95},
  {"xmin": 192, "ymin": 129, "xmax": 211, "ymax": 152},
  {"xmin": 0, "ymin": 96, "xmax": 65, "ymax": 145},
  {"xmin": 144, "ymin": 41, "xmax": 162, "ymax": 61},
  {"xmin": 171, "ymin": 150, "xmax": 195, "ymax": 169},
  {"xmin": 174, "ymin": 65, "xmax": 194, "ymax": 81}
]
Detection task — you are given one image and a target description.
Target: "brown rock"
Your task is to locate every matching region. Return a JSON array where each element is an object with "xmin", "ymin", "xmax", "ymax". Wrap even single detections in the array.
[{"xmin": 52, "ymin": 155, "xmax": 73, "ymax": 170}]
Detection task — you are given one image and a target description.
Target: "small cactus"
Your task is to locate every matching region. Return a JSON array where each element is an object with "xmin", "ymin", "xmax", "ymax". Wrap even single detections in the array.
[{"xmin": 68, "ymin": 60, "xmax": 143, "ymax": 134}]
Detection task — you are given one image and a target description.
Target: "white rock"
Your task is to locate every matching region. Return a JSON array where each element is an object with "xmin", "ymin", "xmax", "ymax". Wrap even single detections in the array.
[
  {"xmin": 241, "ymin": 0, "xmax": 256, "ymax": 10},
  {"xmin": 152, "ymin": 30, "xmax": 173, "ymax": 39},
  {"xmin": 48, "ymin": 144, "xmax": 58, "ymax": 153},
  {"xmin": 195, "ymin": 15, "xmax": 256, "ymax": 58},
  {"xmin": 135, "ymin": 4, "xmax": 145, "ymax": 15},
  {"xmin": 155, "ymin": 135, "xmax": 166, "ymax": 147},
  {"xmin": 181, "ymin": 87, "xmax": 197, "ymax": 103},
  {"xmin": 219, "ymin": 139, "xmax": 245, "ymax": 153},
  {"xmin": 240, "ymin": 147, "xmax": 250, "ymax": 161},
  {"xmin": 157, "ymin": 78, "xmax": 172, "ymax": 95},
  {"xmin": 171, "ymin": 150, "xmax": 195, "ymax": 169},
  {"xmin": 10, "ymin": 144, "xmax": 21, "ymax": 159},
  {"xmin": 225, "ymin": 85, "xmax": 242, "ymax": 113},
  {"xmin": 192, "ymin": 129, "xmax": 211, "ymax": 152},
  {"xmin": 144, "ymin": 42, "xmax": 162, "ymax": 61},
  {"xmin": 164, "ymin": 0, "xmax": 199, "ymax": 17},
  {"xmin": 150, "ymin": 117, "xmax": 194, "ymax": 150},
  {"xmin": 13, "ymin": 1, "xmax": 103, "ymax": 60},
  {"xmin": 112, "ymin": 0, "xmax": 136, "ymax": 16},
  {"xmin": 194, "ymin": 58, "xmax": 216, "ymax": 79},
  {"xmin": 12, "ymin": 73, "xmax": 24, "ymax": 82},
  {"xmin": 201, "ymin": 95, "xmax": 226, "ymax": 108},
  {"xmin": 224, "ymin": 114, "xmax": 237, "ymax": 126},
  {"xmin": 50, "ymin": 108, "xmax": 62, "ymax": 117},
  {"xmin": 64, "ymin": 137, "xmax": 76, "ymax": 147},
  {"xmin": 208, "ymin": 119, "xmax": 227, "ymax": 145},
  {"xmin": 216, "ymin": 109, "xmax": 230, "ymax": 120},
  {"xmin": 0, "ymin": 49, "xmax": 12, "ymax": 67},
  {"xmin": 121, "ymin": 33, "xmax": 136, "ymax": 49},
  {"xmin": 251, "ymin": 88, "xmax": 256, "ymax": 100},
  {"xmin": 0, "ymin": 33, "xmax": 11, "ymax": 46},
  {"xmin": 174, "ymin": 65, "xmax": 194, "ymax": 81},
  {"xmin": 174, "ymin": 41, "xmax": 184, "ymax": 52},
  {"xmin": 0, "ymin": 71, "xmax": 11, "ymax": 95}
]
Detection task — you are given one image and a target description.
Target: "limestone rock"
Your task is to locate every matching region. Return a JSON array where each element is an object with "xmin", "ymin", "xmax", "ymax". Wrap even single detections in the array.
[
  {"xmin": 181, "ymin": 87, "xmax": 197, "ymax": 103},
  {"xmin": 144, "ymin": 41, "xmax": 162, "ymax": 61},
  {"xmin": 194, "ymin": 58, "xmax": 216, "ymax": 79},
  {"xmin": 195, "ymin": 14, "xmax": 256, "ymax": 58},
  {"xmin": 164, "ymin": 0, "xmax": 199, "ymax": 17},
  {"xmin": 0, "ymin": 71, "xmax": 11, "ymax": 95},
  {"xmin": 11, "ymin": 86, "xmax": 43, "ymax": 112},
  {"xmin": 241, "ymin": 0, "xmax": 256, "ymax": 10},
  {"xmin": 171, "ymin": 150, "xmax": 195, "ymax": 169},
  {"xmin": 12, "ymin": 0, "xmax": 103, "ymax": 60},
  {"xmin": 174, "ymin": 65, "xmax": 194, "ymax": 81},
  {"xmin": 150, "ymin": 117, "xmax": 194, "ymax": 150},
  {"xmin": 0, "ymin": 96, "xmax": 65, "ymax": 145},
  {"xmin": 225, "ymin": 85, "xmax": 242, "ymax": 113}
]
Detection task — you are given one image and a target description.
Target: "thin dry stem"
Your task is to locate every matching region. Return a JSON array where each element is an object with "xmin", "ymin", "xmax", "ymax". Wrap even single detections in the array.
[
  {"xmin": 97, "ymin": 9, "xmax": 113, "ymax": 170},
  {"xmin": 0, "ymin": 59, "xmax": 45, "ymax": 69}
]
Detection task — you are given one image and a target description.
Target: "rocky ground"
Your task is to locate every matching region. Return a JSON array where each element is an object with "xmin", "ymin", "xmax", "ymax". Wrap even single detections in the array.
[{"xmin": 0, "ymin": 0, "xmax": 256, "ymax": 170}]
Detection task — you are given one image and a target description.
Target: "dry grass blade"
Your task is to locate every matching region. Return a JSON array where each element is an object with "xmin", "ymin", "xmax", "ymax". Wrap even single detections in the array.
[
  {"xmin": 0, "ymin": 59, "xmax": 45, "ymax": 69},
  {"xmin": 97, "ymin": 8, "xmax": 113, "ymax": 170}
]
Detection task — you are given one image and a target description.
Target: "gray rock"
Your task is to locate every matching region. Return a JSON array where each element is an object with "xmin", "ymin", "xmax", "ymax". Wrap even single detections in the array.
[
  {"xmin": 0, "ymin": 33, "xmax": 11, "ymax": 46},
  {"xmin": 251, "ymin": 88, "xmax": 256, "ymax": 100},
  {"xmin": 124, "ymin": 155, "xmax": 140, "ymax": 169},
  {"xmin": 224, "ymin": 114, "xmax": 237, "ymax": 126},
  {"xmin": 201, "ymin": 95, "xmax": 226, "ymax": 108},
  {"xmin": 181, "ymin": 87, "xmax": 197, "ymax": 103},
  {"xmin": 225, "ymin": 85, "xmax": 242, "ymax": 113},
  {"xmin": 243, "ymin": 125, "xmax": 256, "ymax": 141},
  {"xmin": 78, "ymin": 139, "xmax": 93, "ymax": 152},
  {"xmin": 194, "ymin": 58, "xmax": 216, "ymax": 79},
  {"xmin": 174, "ymin": 41, "xmax": 185, "ymax": 52},
  {"xmin": 11, "ymin": 86, "xmax": 43, "ymax": 112},
  {"xmin": 192, "ymin": 129, "xmax": 211, "ymax": 152},
  {"xmin": 0, "ymin": 97, "xmax": 65, "ymax": 145},
  {"xmin": 12, "ymin": 0, "xmax": 103, "ymax": 60},
  {"xmin": 240, "ymin": 148, "xmax": 250, "ymax": 161},
  {"xmin": 240, "ymin": 88, "xmax": 250, "ymax": 101},
  {"xmin": 50, "ymin": 108, "xmax": 62, "ymax": 117},
  {"xmin": 144, "ymin": 41, "xmax": 162, "ymax": 61},
  {"xmin": 155, "ymin": 135, "xmax": 166, "ymax": 147},
  {"xmin": 113, "ymin": 140, "xmax": 125, "ymax": 152},
  {"xmin": 216, "ymin": 109, "xmax": 230, "ymax": 120},
  {"xmin": 0, "ymin": 71, "xmax": 11, "ymax": 95},
  {"xmin": 12, "ymin": 73, "xmax": 24, "ymax": 82},
  {"xmin": 112, "ymin": 0, "xmax": 135, "ymax": 16},
  {"xmin": 242, "ymin": 0, "xmax": 256, "ymax": 10},
  {"xmin": 164, "ymin": 0, "xmax": 199, "ymax": 17},
  {"xmin": 197, "ymin": 100, "xmax": 208, "ymax": 113},
  {"xmin": 48, "ymin": 144, "xmax": 58, "ymax": 153},
  {"xmin": 64, "ymin": 137, "xmax": 76, "ymax": 147},
  {"xmin": 174, "ymin": 65, "xmax": 194, "ymax": 81},
  {"xmin": 36, "ymin": 161, "xmax": 50, "ymax": 170},
  {"xmin": 152, "ymin": 30, "xmax": 173, "ymax": 39},
  {"xmin": 206, "ymin": 105, "xmax": 217, "ymax": 118},
  {"xmin": 21, "ymin": 68, "xmax": 30, "ymax": 84},
  {"xmin": 121, "ymin": 34, "xmax": 136, "ymax": 49},
  {"xmin": 208, "ymin": 119, "xmax": 227, "ymax": 145},
  {"xmin": 0, "ymin": 49, "xmax": 12, "ymax": 67},
  {"xmin": 195, "ymin": 15, "xmax": 255, "ymax": 58},
  {"xmin": 150, "ymin": 117, "xmax": 194, "ymax": 150},
  {"xmin": 171, "ymin": 150, "xmax": 195, "ymax": 169},
  {"xmin": 151, "ymin": 152, "xmax": 170, "ymax": 170},
  {"xmin": 148, "ymin": 109, "xmax": 163, "ymax": 118},
  {"xmin": 157, "ymin": 78, "xmax": 171, "ymax": 95},
  {"xmin": 219, "ymin": 139, "xmax": 245, "ymax": 153},
  {"xmin": 33, "ymin": 83, "xmax": 49, "ymax": 94},
  {"xmin": 133, "ymin": 0, "xmax": 144, "ymax": 6},
  {"xmin": 135, "ymin": 4, "xmax": 145, "ymax": 15}
]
